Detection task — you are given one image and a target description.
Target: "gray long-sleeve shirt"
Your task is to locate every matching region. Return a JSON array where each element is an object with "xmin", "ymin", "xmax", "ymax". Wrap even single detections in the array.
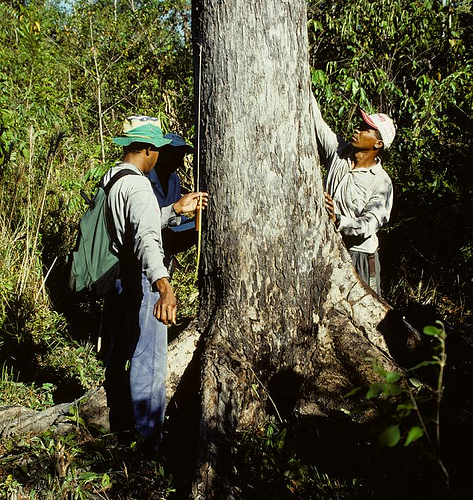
[
  {"xmin": 103, "ymin": 162, "xmax": 180, "ymax": 286},
  {"xmin": 311, "ymin": 95, "xmax": 393, "ymax": 254}
]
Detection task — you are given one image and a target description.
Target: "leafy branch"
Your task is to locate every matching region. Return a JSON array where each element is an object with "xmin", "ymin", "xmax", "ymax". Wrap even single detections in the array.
[{"xmin": 362, "ymin": 321, "xmax": 449, "ymax": 487}]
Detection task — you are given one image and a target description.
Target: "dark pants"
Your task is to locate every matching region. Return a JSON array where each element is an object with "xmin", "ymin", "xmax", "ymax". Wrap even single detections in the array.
[
  {"xmin": 349, "ymin": 249, "xmax": 381, "ymax": 296},
  {"xmin": 161, "ymin": 219, "xmax": 197, "ymax": 272}
]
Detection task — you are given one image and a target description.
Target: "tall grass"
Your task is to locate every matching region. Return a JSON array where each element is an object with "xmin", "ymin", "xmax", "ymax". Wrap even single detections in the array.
[
  {"xmin": 1, "ymin": 129, "xmax": 60, "ymax": 340},
  {"xmin": 0, "ymin": 364, "xmax": 56, "ymax": 409},
  {"xmin": 0, "ymin": 128, "xmax": 105, "ymax": 399}
]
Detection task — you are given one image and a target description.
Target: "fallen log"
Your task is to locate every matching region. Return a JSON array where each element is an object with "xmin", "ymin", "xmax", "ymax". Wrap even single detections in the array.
[{"xmin": 0, "ymin": 321, "xmax": 201, "ymax": 439}]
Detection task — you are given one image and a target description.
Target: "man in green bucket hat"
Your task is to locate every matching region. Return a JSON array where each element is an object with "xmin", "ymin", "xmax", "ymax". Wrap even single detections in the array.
[
  {"xmin": 103, "ymin": 115, "xmax": 208, "ymax": 456},
  {"xmin": 110, "ymin": 115, "xmax": 172, "ymax": 149}
]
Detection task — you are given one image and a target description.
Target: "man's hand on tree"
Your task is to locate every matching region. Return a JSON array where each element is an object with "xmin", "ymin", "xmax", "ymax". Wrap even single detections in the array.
[
  {"xmin": 324, "ymin": 192, "xmax": 336, "ymax": 223},
  {"xmin": 173, "ymin": 192, "xmax": 209, "ymax": 215},
  {"xmin": 325, "ymin": 192, "xmax": 341, "ymax": 228},
  {"xmin": 153, "ymin": 277, "xmax": 177, "ymax": 325}
]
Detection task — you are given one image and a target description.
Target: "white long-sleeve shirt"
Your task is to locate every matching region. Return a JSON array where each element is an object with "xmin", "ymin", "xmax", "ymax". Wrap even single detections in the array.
[
  {"xmin": 103, "ymin": 162, "xmax": 180, "ymax": 285},
  {"xmin": 311, "ymin": 95, "xmax": 393, "ymax": 254}
]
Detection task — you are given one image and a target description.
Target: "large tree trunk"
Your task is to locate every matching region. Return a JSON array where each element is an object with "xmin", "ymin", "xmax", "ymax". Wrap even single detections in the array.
[{"xmin": 190, "ymin": 0, "xmax": 417, "ymax": 497}]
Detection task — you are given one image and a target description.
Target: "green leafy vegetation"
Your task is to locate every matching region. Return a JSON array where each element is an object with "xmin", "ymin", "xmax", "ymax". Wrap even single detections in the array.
[
  {"xmin": 0, "ymin": 0, "xmax": 194, "ymax": 382},
  {"xmin": 0, "ymin": 365, "xmax": 56, "ymax": 409},
  {"xmin": 360, "ymin": 323, "xmax": 450, "ymax": 484},
  {"xmin": 0, "ymin": 0, "xmax": 472, "ymax": 497},
  {"xmin": 0, "ymin": 425, "xmax": 175, "ymax": 499},
  {"xmin": 0, "ymin": 1, "xmax": 195, "ymax": 496},
  {"xmin": 171, "ymin": 247, "xmax": 200, "ymax": 322},
  {"xmin": 308, "ymin": 0, "xmax": 473, "ymax": 328},
  {"xmin": 234, "ymin": 420, "xmax": 366, "ymax": 498}
]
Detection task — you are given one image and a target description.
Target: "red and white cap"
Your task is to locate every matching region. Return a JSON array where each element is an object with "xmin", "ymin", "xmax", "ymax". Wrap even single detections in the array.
[{"xmin": 358, "ymin": 108, "xmax": 396, "ymax": 149}]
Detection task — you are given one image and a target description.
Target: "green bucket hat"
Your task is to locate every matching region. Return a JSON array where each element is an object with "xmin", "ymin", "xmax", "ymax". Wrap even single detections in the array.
[{"xmin": 111, "ymin": 115, "xmax": 172, "ymax": 148}]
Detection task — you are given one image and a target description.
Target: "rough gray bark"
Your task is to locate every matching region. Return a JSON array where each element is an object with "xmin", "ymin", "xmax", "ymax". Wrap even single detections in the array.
[{"xmin": 190, "ymin": 0, "xmax": 417, "ymax": 497}]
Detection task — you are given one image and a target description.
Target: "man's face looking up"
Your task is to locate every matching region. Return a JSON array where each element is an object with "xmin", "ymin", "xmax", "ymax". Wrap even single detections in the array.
[{"xmin": 350, "ymin": 121, "xmax": 383, "ymax": 151}]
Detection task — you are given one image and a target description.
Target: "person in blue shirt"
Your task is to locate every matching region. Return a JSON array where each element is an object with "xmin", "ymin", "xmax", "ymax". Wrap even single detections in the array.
[{"xmin": 147, "ymin": 133, "xmax": 197, "ymax": 275}]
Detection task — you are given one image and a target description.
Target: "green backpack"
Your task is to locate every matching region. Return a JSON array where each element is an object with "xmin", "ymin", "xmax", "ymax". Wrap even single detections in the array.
[{"xmin": 68, "ymin": 169, "xmax": 138, "ymax": 296}]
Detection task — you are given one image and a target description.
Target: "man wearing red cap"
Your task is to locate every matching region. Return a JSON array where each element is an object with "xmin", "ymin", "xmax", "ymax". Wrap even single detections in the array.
[{"xmin": 312, "ymin": 96, "xmax": 396, "ymax": 296}]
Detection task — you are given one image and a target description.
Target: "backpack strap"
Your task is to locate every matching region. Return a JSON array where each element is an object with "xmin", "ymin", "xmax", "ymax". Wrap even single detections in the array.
[
  {"xmin": 103, "ymin": 168, "xmax": 139, "ymax": 195},
  {"xmin": 103, "ymin": 168, "xmax": 140, "ymax": 253}
]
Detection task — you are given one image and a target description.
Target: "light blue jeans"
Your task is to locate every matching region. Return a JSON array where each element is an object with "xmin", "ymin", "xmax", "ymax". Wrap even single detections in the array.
[{"xmin": 104, "ymin": 270, "xmax": 167, "ymax": 453}]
